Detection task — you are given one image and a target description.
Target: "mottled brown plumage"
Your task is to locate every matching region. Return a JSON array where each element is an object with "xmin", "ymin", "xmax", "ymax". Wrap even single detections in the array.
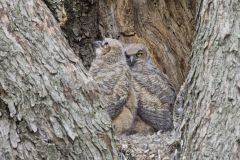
[
  {"xmin": 89, "ymin": 38, "xmax": 137, "ymax": 134},
  {"xmin": 125, "ymin": 43, "xmax": 176, "ymax": 132}
]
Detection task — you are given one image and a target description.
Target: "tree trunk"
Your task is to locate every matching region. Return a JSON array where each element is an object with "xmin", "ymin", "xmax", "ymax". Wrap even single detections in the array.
[
  {"xmin": 180, "ymin": 0, "xmax": 240, "ymax": 159},
  {"xmin": 0, "ymin": 0, "xmax": 117, "ymax": 159}
]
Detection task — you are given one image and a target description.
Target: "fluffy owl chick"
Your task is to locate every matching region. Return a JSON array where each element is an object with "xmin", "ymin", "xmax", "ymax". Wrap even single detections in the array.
[
  {"xmin": 89, "ymin": 38, "xmax": 137, "ymax": 134},
  {"xmin": 124, "ymin": 43, "xmax": 176, "ymax": 132}
]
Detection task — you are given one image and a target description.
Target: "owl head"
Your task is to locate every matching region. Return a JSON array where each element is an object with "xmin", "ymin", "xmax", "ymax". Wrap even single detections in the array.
[
  {"xmin": 124, "ymin": 43, "xmax": 150, "ymax": 67},
  {"xmin": 94, "ymin": 38, "xmax": 124, "ymax": 64}
]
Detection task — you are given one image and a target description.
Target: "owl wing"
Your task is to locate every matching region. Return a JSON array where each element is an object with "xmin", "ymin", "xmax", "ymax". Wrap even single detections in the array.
[
  {"xmin": 99, "ymin": 65, "xmax": 131, "ymax": 119},
  {"xmin": 151, "ymin": 68, "xmax": 176, "ymax": 105},
  {"xmin": 145, "ymin": 65, "xmax": 176, "ymax": 106},
  {"xmin": 138, "ymin": 104, "xmax": 173, "ymax": 131},
  {"xmin": 135, "ymin": 65, "xmax": 176, "ymax": 131}
]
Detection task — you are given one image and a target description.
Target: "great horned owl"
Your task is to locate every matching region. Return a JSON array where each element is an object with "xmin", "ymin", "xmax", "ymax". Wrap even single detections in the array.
[
  {"xmin": 89, "ymin": 38, "xmax": 137, "ymax": 134},
  {"xmin": 124, "ymin": 43, "xmax": 176, "ymax": 132}
]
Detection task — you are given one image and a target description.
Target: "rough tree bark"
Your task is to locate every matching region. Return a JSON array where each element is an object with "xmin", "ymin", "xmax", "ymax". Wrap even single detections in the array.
[
  {"xmin": 44, "ymin": 0, "xmax": 100, "ymax": 70},
  {"xmin": 179, "ymin": 0, "xmax": 240, "ymax": 159},
  {"xmin": 0, "ymin": 0, "xmax": 117, "ymax": 159}
]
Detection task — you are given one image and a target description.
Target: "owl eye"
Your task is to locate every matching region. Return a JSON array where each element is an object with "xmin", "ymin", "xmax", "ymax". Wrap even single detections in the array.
[
  {"xmin": 136, "ymin": 51, "xmax": 144, "ymax": 57},
  {"xmin": 103, "ymin": 42, "xmax": 109, "ymax": 48}
]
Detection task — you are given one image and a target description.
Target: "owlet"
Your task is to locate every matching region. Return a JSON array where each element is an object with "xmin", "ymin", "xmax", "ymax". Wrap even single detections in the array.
[
  {"xmin": 89, "ymin": 38, "xmax": 137, "ymax": 134},
  {"xmin": 124, "ymin": 43, "xmax": 176, "ymax": 132}
]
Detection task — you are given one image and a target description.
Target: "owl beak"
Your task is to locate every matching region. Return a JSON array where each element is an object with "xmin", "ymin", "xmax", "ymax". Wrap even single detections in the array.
[
  {"xmin": 130, "ymin": 56, "xmax": 134, "ymax": 63},
  {"xmin": 93, "ymin": 41, "xmax": 102, "ymax": 48},
  {"xmin": 127, "ymin": 56, "xmax": 137, "ymax": 67}
]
